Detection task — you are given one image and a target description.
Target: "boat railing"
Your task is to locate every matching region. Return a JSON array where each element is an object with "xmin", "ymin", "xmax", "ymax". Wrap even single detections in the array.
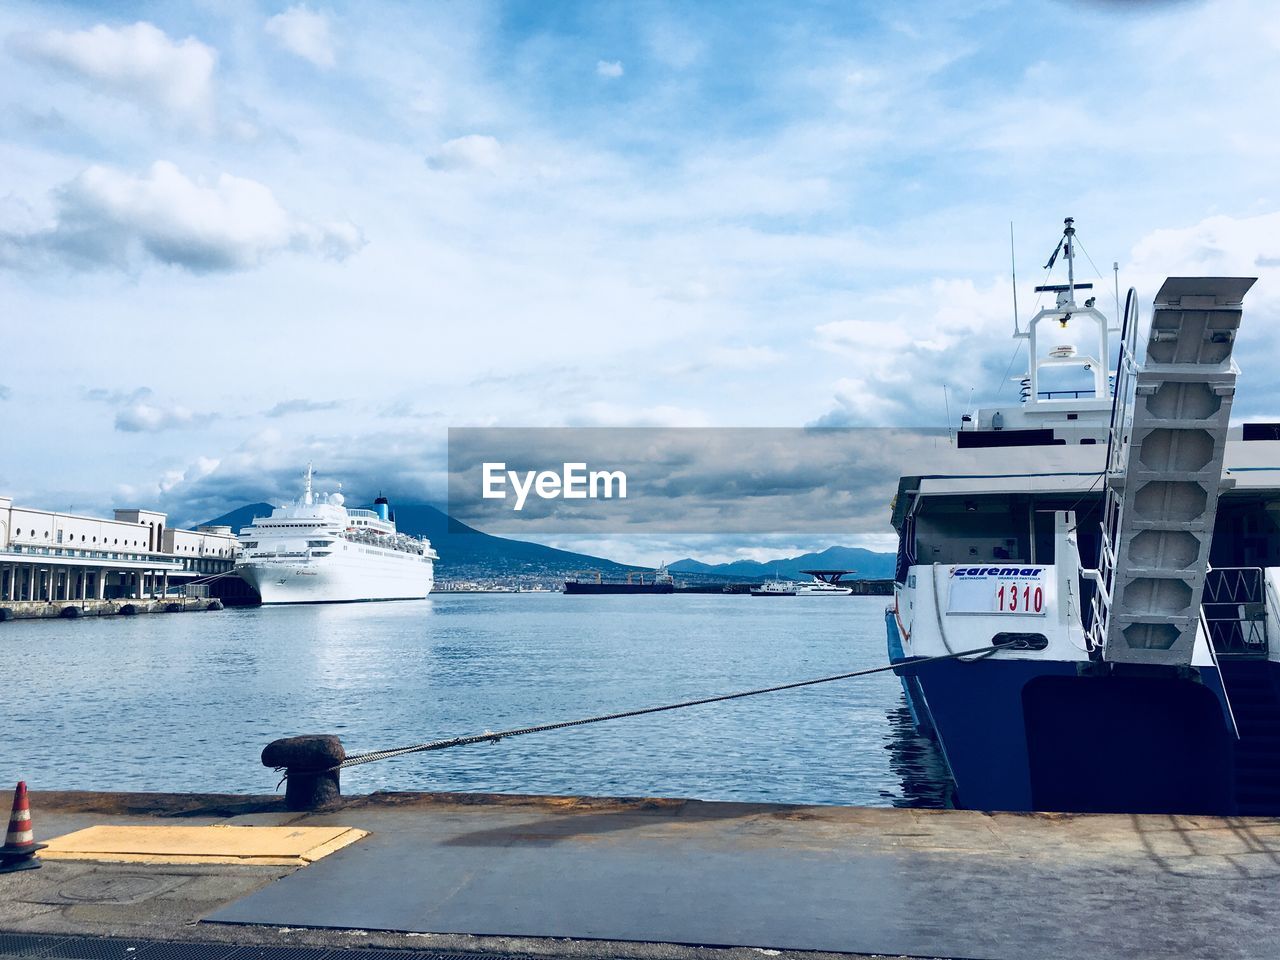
[
  {"xmin": 1087, "ymin": 287, "xmax": 1140, "ymax": 655},
  {"xmin": 1203, "ymin": 567, "xmax": 1269, "ymax": 659},
  {"xmin": 1036, "ymin": 389, "xmax": 1097, "ymax": 400}
]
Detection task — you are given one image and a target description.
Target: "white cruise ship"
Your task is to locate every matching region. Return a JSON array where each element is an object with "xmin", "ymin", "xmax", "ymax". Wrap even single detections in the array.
[{"xmin": 235, "ymin": 467, "xmax": 438, "ymax": 604}]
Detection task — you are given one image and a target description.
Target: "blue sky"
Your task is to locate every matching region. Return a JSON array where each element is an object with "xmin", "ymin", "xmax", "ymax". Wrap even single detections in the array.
[{"xmin": 2, "ymin": 0, "xmax": 1279, "ymax": 561}]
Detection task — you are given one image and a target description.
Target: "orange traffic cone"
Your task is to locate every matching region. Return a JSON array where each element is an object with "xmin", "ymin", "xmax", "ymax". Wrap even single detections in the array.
[{"xmin": 0, "ymin": 781, "xmax": 46, "ymax": 873}]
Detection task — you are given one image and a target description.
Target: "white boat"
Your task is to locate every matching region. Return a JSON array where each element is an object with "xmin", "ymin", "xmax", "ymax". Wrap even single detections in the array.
[
  {"xmin": 794, "ymin": 576, "xmax": 853, "ymax": 596},
  {"xmin": 886, "ymin": 217, "xmax": 1279, "ymax": 815},
  {"xmin": 235, "ymin": 467, "xmax": 438, "ymax": 604},
  {"xmin": 751, "ymin": 579, "xmax": 797, "ymax": 596},
  {"xmin": 753, "ymin": 570, "xmax": 855, "ymax": 596}
]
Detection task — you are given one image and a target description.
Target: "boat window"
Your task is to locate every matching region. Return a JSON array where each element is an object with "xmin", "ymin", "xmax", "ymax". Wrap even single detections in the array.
[
  {"xmin": 242, "ymin": 541, "xmax": 258, "ymax": 549},
  {"xmin": 307, "ymin": 540, "xmax": 334, "ymax": 547},
  {"xmin": 913, "ymin": 496, "xmax": 1032, "ymax": 565},
  {"xmin": 311, "ymin": 551, "xmax": 331, "ymax": 557},
  {"xmin": 1211, "ymin": 496, "xmax": 1280, "ymax": 568}
]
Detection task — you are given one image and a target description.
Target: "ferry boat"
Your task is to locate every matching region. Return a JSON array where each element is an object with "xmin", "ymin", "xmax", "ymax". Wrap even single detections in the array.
[
  {"xmin": 796, "ymin": 570, "xmax": 855, "ymax": 596},
  {"xmin": 235, "ymin": 467, "xmax": 438, "ymax": 604},
  {"xmin": 887, "ymin": 218, "xmax": 1279, "ymax": 815},
  {"xmin": 751, "ymin": 578, "xmax": 797, "ymax": 596},
  {"xmin": 753, "ymin": 571, "xmax": 855, "ymax": 596}
]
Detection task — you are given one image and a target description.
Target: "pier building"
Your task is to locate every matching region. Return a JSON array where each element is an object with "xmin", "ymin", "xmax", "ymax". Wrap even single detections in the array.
[{"xmin": 0, "ymin": 496, "xmax": 237, "ymax": 604}]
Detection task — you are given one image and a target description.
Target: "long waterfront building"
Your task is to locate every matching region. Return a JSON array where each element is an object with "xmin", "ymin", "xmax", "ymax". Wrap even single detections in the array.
[{"xmin": 0, "ymin": 496, "xmax": 238, "ymax": 603}]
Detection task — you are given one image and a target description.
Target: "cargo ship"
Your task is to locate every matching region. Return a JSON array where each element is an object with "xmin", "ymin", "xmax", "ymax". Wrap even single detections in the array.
[{"xmin": 564, "ymin": 563, "xmax": 676, "ymax": 594}]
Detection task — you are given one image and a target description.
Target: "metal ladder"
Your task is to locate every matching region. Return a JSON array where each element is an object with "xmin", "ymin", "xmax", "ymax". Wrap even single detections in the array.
[{"xmin": 1091, "ymin": 277, "xmax": 1254, "ymax": 667}]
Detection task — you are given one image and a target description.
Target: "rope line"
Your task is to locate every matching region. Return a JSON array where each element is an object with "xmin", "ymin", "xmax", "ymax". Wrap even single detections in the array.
[{"xmin": 317, "ymin": 637, "xmax": 1025, "ymax": 775}]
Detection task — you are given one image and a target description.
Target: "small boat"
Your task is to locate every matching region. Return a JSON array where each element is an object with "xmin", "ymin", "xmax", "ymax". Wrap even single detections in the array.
[
  {"xmin": 751, "ymin": 579, "xmax": 797, "ymax": 597},
  {"xmin": 794, "ymin": 577, "xmax": 854, "ymax": 596}
]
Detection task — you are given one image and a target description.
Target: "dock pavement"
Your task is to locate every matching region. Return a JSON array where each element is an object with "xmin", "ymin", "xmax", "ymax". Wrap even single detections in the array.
[{"xmin": 3, "ymin": 790, "xmax": 1280, "ymax": 960}]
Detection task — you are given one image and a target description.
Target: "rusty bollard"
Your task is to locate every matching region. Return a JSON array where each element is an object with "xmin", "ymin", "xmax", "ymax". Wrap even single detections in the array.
[{"xmin": 262, "ymin": 735, "xmax": 345, "ymax": 811}]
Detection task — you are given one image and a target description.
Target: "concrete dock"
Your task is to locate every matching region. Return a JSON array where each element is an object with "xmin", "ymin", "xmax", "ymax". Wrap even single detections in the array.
[
  {"xmin": 0, "ymin": 597, "xmax": 224, "ymax": 621},
  {"xmin": 3, "ymin": 790, "xmax": 1279, "ymax": 960}
]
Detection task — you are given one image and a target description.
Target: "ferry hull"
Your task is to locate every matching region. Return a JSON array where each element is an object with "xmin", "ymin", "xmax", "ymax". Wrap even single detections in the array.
[
  {"xmin": 238, "ymin": 557, "xmax": 433, "ymax": 604},
  {"xmin": 887, "ymin": 612, "xmax": 1237, "ymax": 814}
]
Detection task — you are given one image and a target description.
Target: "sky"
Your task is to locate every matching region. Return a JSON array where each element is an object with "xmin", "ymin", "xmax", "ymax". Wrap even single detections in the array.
[{"xmin": 3, "ymin": 0, "xmax": 1280, "ymax": 563}]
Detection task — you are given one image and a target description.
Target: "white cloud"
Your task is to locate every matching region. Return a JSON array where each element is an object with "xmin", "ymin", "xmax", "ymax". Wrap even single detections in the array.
[
  {"xmin": 86, "ymin": 387, "xmax": 217, "ymax": 433},
  {"xmin": 707, "ymin": 345, "xmax": 783, "ymax": 370},
  {"xmin": 265, "ymin": 5, "xmax": 336, "ymax": 68},
  {"xmin": 566, "ymin": 403, "xmax": 712, "ymax": 427},
  {"xmin": 596, "ymin": 59, "xmax": 623, "ymax": 78},
  {"xmin": 116, "ymin": 399, "xmax": 215, "ymax": 433},
  {"xmin": 811, "ymin": 277, "xmax": 1017, "ymax": 426},
  {"xmin": 265, "ymin": 398, "xmax": 343, "ymax": 417},
  {"xmin": 426, "ymin": 134, "xmax": 503, "ymax": 173},
  {"xmin": 1, "ymin": 161, "xmax": 364, "ymax": 273},
  {"xmin": 14, "ymin": 22, "xmax": 216, "ymax": 124}
]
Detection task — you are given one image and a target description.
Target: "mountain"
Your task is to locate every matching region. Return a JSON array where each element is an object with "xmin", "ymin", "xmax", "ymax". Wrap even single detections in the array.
[
  {"xmin": 383, "ymin": 503, "xmax": 639, "ymax": 578},
  {"xmin": 200, "ymin": 501, "xmax": 640, "ymax": 581},
  {"xmin": 200, "ymin": 502, "xmax": 275, "ymax": 533},
  {"xmin": 199, "ymin": 501, "xmax": 892, "ymax": 583},
  {"xmin": 670, "ymin": 545, "xmax": 896, "ymax": 580}
]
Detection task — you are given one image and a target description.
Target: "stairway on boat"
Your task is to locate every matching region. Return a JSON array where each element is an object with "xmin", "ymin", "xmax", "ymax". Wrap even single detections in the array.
[
  {"xmin": 1218, "ymin": 659, "xmax": 1280, "ymax": 815},
  {"xmin": 1205, "ymin": 567, "xmax": 1280, "ymax": 815}
]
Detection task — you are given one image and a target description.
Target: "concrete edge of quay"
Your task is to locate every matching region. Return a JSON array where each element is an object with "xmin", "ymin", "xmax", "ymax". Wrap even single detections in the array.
[
  {"xmin": 0, "ymin": 597, "xmax": 226, "ymax": 621},
  {"xmin": 9, "ymin": 789, "xmax": 1280, "ymax": 960},
  {"xmin": 4, "ymin": 790, "xmax": 911, "ymax": 960}
]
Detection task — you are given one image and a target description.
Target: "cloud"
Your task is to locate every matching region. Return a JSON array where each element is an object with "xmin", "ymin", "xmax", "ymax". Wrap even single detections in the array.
[
  {"xmin": 13, "ymin": 22, "xmax": 216, "ymax": 124},
  {"xmin": 149, "ymin": 428, "xmax": 449, "ymax": 525},
  {"xmin": 596, "ymin": 59, "xmax": 624, "ymax": 78},
  {"xmin": 265, "ymin": 398, "xmax": 343, "ymax": 417},
  {"xmin": 84, "ymin": 385, "xmax": 217, "ymax": 433},
  {"xmin": 265, "ymin": 5, "xmax": 336, "ymax": 68},
  {"xmin": 116, "ymin": 400, "xmax": 216, "ymax": 433},
  {"xmin": 0, "ymin": 385, "xmax": 10, "ymax": 400},
  {"xmin": 565, "ymin": 403, "xmax": 713, "ymax": 427},
  {"xmin": 426, "ymin": 135, "xmax": 503, "ymax": 173},
  {"xmin": 85, "ymin": 386, "xmax": 154, "ymax": 404},
  {"xmin": 810, "ymin": 277, "xmax": 1016, "ymax": 426},
  {"xmin": 1, "ymin": 161, "xmax": 364, "ymax": 273}
]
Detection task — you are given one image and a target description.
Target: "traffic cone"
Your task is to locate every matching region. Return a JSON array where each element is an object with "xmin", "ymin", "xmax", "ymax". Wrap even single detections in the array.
[{"xmin": 0, "ymin": 782, "xmax": 46, "ymax": 873}]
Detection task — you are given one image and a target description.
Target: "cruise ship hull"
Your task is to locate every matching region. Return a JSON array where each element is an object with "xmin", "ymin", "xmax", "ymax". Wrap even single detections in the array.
[{"xmin": 238, "ymin": 555, "xmax": 433, "ymax": 604}]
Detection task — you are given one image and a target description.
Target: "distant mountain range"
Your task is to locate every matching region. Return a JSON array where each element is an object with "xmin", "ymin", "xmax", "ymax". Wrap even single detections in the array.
[
  {"xmin": 203, "ymin": 503, "xmax": 896, "ymax": 583},
  {"xmin": 202, "ymin": 501, "xmax": 640, "ymax": 581},
  {"xmin": 670, "ymin": 546, "xmax": 896, "ymax": 580}
]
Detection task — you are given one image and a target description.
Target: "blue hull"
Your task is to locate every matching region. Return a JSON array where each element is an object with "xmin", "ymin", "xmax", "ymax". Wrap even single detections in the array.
[{"xmin": 886, "ymin": 611, "xmax": 1241, "ymax": 814}]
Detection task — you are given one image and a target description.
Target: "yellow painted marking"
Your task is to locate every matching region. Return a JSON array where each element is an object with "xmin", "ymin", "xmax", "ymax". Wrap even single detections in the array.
[{"xmin": 41, "ymin": 824, "xmax": 367, "ymax": 866}]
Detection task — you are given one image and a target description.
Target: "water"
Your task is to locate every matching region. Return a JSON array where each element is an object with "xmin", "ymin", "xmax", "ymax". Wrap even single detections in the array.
[{"xmin": 2, "ymin": 594, "xmax": 951, "ymax": 807}]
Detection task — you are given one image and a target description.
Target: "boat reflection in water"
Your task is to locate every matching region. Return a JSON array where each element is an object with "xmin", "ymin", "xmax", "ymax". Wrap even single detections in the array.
[{"xmin": 882, "ymin": 702, "xmax": 954, "ymax": 809}]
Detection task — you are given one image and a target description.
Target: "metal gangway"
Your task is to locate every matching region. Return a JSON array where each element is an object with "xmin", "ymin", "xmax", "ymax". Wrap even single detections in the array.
[{"xmin": 1090, "ymin": 277, "xmax": 1255, "ymax": 667}]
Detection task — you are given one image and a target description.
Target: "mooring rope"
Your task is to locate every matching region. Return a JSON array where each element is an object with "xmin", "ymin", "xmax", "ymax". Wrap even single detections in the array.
[{"xmin": 315, "ymin": 637, "xmax": 1024, "ymax": 776}]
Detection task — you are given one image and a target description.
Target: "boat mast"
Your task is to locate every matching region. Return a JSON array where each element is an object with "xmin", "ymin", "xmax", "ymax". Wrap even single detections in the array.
[
  {"xmin": 304, "ymin": 462, "xmax": 314, "ymax": 506},
  {"xmin": 1064, "ymin": 216, "xmax": 1076, "ymax": 306}
]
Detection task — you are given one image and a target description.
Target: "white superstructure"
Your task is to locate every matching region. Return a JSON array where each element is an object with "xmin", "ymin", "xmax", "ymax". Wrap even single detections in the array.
[
  {"xmin": 794, "ymin": 577, "xmax": 853, "ymax": 596},
  {"xmin": 235, "ymin": 467, "xmax": 437, "ymax": 604}
]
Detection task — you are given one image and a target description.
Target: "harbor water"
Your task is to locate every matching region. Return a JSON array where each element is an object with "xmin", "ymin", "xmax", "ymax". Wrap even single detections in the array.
[{"xmin": 3, "ymin": 594, "xmax": 950, "ymax": 807}]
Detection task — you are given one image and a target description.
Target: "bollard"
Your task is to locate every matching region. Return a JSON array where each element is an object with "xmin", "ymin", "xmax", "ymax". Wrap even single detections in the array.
[{"xmin": 262, "ymin": 735, "xmax": 345, "ymax": 811}]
